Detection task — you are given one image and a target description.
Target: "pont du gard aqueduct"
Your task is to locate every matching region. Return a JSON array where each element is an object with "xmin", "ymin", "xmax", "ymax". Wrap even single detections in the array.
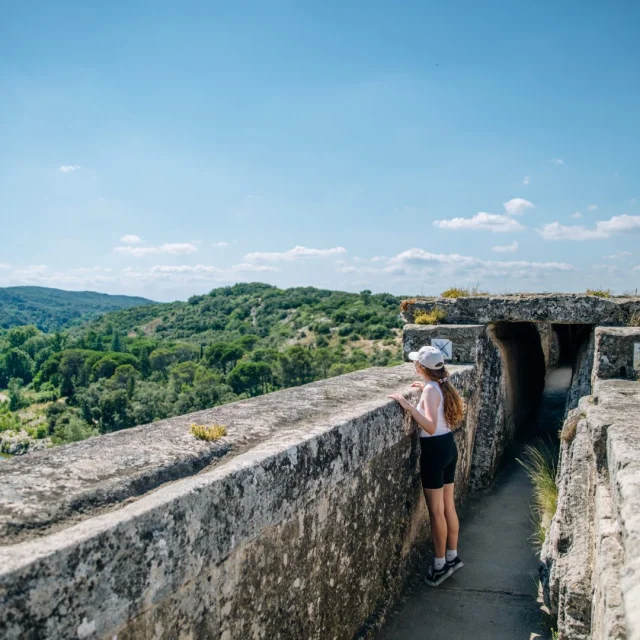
[{"xmin": 2, "ymin": 294, "xmax": 640, "ymax": 640}]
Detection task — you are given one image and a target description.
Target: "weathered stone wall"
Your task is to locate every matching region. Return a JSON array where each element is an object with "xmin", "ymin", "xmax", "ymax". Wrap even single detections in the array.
[
  {"xmin": 540, "ymin": 379, "xmax": 640, "ymax": 640},
  {"xmin": 401, "ymin": 294, "xmax": 639, "ymax": 326},
  {"xmin": 402, "ymin": 324, "xmax": 485, "ymax": 364},
  {"xmin": 592, "ymin": 326, "xmax": 640, "ymax": 382},
  {"xmin": 0, "ymin": 363, "xmax": 507, "ymax": 640}
]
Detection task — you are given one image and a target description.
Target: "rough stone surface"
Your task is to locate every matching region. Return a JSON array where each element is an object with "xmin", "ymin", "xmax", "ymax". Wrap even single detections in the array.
[
  {"xmin": 0, "ymin": 366, "xmax": 426, "ymax": 544},
  {"xmin": 402, "ymin": 324, "xmax": 484, "ymax": 364},
  {"xmin": 565, "ymin": 331, "xmax": 595, "ymax": 415},
  {"xmin": 0, "ymin": 363, "xmax": 510, "ymax": 640},
  {"xmin": 592, "ymin": 326, "xmax": 640, "ymax": 382},
  {"xmin": 401, "ymin": 294, "xmax": 640, "ymax": 326},
  {"xmin": 541, "ymin": 379, "xmax": 640, "ymax": 640}
]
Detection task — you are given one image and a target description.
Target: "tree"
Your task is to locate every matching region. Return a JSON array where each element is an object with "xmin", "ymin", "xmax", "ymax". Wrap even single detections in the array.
[
  {"xmin": 110, "ymin": 332, "xmax": 122, "ymax": 352},
  {"xmin": 7, "ymin": 325, "xmax": 38, "ymax": 348},
  {"xmin": 149, "ymin": 348, "xmax": 173, "ymax": 376},
  {"xmin": 227, "ymin": 361, "xmax": 272, "ymax": 396},
  {"xmin": 4, "ymin": 348, "xmax": 34, "ymax": 384},
  {"xmin": 8, "ymin": 378, "xmax": 25, "ymax": 411},
  {"xmin": 278, "ymin": 345, "xmax": 315, "ymax": 388},
  {"xmin": 59, "ymin": 350, "xmax": 87, "ymax": 397}
]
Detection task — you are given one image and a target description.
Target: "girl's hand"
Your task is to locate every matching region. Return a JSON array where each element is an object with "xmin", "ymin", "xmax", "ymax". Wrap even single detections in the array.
[
  {"xmin": 411, "ymin": 381, "xmax": 425, "ymax": 391},
  {"xmin": 387, "ymin": 393, "xmax": 411, "ymax": 410}
]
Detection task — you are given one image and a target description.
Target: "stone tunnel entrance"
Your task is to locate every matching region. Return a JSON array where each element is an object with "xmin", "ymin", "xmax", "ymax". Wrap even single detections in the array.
[{"xmin": 382, "ymin": 320, "xmax": 597, "ymax": 639}]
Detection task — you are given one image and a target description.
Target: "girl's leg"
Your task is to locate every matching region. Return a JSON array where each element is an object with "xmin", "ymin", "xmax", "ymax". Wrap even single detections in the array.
[
  {"xmin": 424, "ymin": 488, "xmax": 447, "ymax": 558},
  {"xmin": 443, "ymin": 483, "xmax": 459, "ymax": 552}
]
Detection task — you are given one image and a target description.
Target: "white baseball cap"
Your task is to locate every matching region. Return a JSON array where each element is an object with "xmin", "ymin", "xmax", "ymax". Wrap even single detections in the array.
[{"xmin": 408, "ymin": 345, "xmax": 445, "ymax": 369}]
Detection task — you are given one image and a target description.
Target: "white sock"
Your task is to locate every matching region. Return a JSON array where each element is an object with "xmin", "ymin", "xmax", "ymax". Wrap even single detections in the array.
[
  {"xmin": 434, "ymin": 557, "xmax": 446, "ymax": 570},
  {"xmin": 446, "ymin": 549, "xmax": 457, "ymax": 563}
]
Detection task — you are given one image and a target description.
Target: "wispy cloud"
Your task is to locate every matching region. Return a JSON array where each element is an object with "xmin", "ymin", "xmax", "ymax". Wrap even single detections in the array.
[
  {"xmin": 121, "ymin": 234, "xmax": 142, "ymax": 244},
  {"xmin": 434, "ymin": 212, "xmax": 525, "ymax": 233},
  {"xmin": 604, "ymin": 251, "xmax": 632, "ymax": 260},
  {"xmin": 593, "ymin": 264, "xmax": 622, "ymax": 275},
  {"xmin": 503, "ymin": 198, "xmax": 534, "ymax": 216},
  {"xmin": 571, "ymin": 212, "xmax": 583, "ymax": 219},
  {"xmin": 492, "ymin": 241, "xmax": 519, "ymax": 253},
  {"xmin": 587, "ymin": 204, "xmax": 598, "ymax": 211},
  {"xmin": 549, "ymin": 158, "xmax": 565, "ymax": 165},
  {"xmin": 59, "ymin": 165, "xmax": 81, "ymax": 173},
  {"xmin": 245, "ymin": 246, "xmax": 347, "ymax": 262},
  {"xmin": 523, "ymin": 176, "xmax": 530, "ymax": 185},
  {"xmin": 213, "ymin": 241, "xmax": 229, "ymax": 247},
  {"xmin": 0, "ymin": 263, "xmax": 11, "ymax": 269},
  {"xmin": 538, "ymin": 214, "xmax": 640, "ymax": 241},
  {"xmin": 114, "ymin": 242, "xmax": 198, "ymax": 257}
]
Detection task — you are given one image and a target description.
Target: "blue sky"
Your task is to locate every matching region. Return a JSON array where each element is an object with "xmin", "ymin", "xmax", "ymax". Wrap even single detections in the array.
[{"xmin": 1, "ymin": 1, "xmax": 638, "ymax": 301}]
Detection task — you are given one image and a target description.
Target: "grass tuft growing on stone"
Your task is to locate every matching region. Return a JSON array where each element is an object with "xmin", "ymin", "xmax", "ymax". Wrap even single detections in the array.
[
  {"xmin": 414, "ymin": 307, "xmax": 447, "ymax": 325},
  {"xmin": 190, "ymin": 423, "xmax": 227, "ymax": 441},
  {"xmin": 629, "ymin": 311, "xmax": 640, "ymax": 327},
  {"xmin": 585, "ymin": 288, "xmax": 612, "ymax": 298},
  {"xmin": 517, "ymin": 439, "xmax": 558, "ymax": 548},
  {"xmin": 441, "ymin": 287, "xmax": 470, "ymax": 298}
]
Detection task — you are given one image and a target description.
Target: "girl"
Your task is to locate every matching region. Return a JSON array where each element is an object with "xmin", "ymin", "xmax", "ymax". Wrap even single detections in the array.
[{"xmin": 388, "ymin": 345, "xmax": 465, "ymax": 586}]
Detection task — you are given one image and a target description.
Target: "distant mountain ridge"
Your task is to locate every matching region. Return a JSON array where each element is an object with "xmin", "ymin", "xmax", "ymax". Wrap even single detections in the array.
[{"xmin": 0, "ymin": 286, "xmax": 155, "ymax": 332}]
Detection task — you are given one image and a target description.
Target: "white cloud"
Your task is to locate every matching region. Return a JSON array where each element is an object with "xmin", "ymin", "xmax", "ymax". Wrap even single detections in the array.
[
  {"xmin": 231, "ymin": 263, "xmax": 279, "ymax": 273},
  {"xmin": 114, "ymin": 242, "xmax": 198, "ymax": 257},
  {"xmin": 503, "ymin": 198, "xmax": 535, "ymax": 216},
  {"xmin": 634, "ymin": 265, "xmax": 640, "ymax": 272},
  {"xmin": 59, "ymin": 165, "xmax": 81, "ymax": 173},
  {"xmin": 604, "ymin": 251, "xmax": 632, "ymax": 260},
  {"xmin": 434, "ymin": 212, "xmax": 525, "ymax": 233},
  {"xmin": 549, "ymin": 158, "xmax": 565, "ymax": 165},
  {"xmin": 245, "ymin": 246, "xmax": 347, "ymax": 262},
  {"xmin": 538, "ymin": 215, "xmax": 640, "ymax": 241},
  {"xmin": 121, "ymin": 234, "xmax": 142, "ymax": 244},
  {"xmin": 571, "ymin": 212, "xmax": 583, "ymax": 219},
  {"xmin": 213, "ymin": 241, "xmax": 229, "ymax": 247},
  {"xmin": 492, "ymin": 241, "xmax": 519, "ymax": 253},
  {"xmin": 587, "ymin": 204, "xmax": 598, "ymax": 211},
  {"xmin": 630, "ymin": 198, "xmax": 637, "ymax": 205},
  {"xmin": 0, "ymin": 263, "xmax": 10, "ymax": 270},
  {"xmin": 523, "ymin": 176, "xmax": 530, "ymax": 185},
  {"xmin": 593, "ymin": 264, "xmax": 622, "ymax": 275}
]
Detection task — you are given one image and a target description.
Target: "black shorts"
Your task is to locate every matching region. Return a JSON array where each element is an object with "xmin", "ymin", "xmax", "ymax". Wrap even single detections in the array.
[{"xmin": 420, "ymin": 432, "xmax": 458, "ymax": 490}]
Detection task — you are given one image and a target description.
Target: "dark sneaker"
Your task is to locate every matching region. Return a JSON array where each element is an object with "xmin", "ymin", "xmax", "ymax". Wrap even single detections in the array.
[
  {"xmin": 445, "ymin": 556, "xmax": 464, "ymax": 575},
  {"xmin": 425, "ymin": 563, "xmax": 453, "ymax": 587}
]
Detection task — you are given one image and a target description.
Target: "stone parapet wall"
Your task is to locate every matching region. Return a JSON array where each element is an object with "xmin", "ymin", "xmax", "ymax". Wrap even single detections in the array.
[
  {"xmin": 541, "ymin": 379, "xmax": 640, "ymax": 640},
  {"xmin": 400, "ymin": 294, "xmax": 640, "ymax": 326},
  {"xmin": 0, "ymin": 363, "xmax": 510, "ymax": 640}
]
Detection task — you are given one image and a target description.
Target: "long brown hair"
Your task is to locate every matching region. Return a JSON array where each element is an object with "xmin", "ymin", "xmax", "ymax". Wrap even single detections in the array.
[{"xmin": 417, "ymin": 363, "xmax": 464, "ymax": 429}]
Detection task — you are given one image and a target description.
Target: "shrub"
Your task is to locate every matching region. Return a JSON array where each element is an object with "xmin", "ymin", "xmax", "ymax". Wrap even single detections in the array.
[
  {"xmin": 628, "ymin": 311, "xmax": 640, "ymax": 327},
  {"xmin": 441, "ymin": 287, "xmax": 469, "ymax": 298},
  {"xmin": 191, "ymin": 423, "xmax": 227, "ymax": 441},
  {"xmin": 586, "ymin": 288, "xmax": 612, "ymax": 298},
  {"xmin": 517, "ymin": 440, "xmax": 558, "ymax": 548},
  {"xmin": 414, "ymin": 307, "xmax": 447, "ymax": 325}
]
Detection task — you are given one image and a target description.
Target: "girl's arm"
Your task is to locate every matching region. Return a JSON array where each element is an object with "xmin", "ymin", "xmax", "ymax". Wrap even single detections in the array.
[{"xmin": 387, "ymin": 387, "xmax": 439, "ymax": 436}]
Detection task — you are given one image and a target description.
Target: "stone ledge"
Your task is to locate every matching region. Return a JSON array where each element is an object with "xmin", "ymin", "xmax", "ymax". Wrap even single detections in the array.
[
  {"xmin": 0, "ymin": 365, "xmax": 437, "ymax": 544},
  {"xmin": 400, "ymin": 294, "xmax": 639, "ymax": 326}
]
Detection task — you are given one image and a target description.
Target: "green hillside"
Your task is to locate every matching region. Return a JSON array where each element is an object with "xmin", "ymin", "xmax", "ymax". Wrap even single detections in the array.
[
  {"xmin": 0, "ymin": 286, "xmax": 154, "ymax": 332},
  {"xmin": 0, "ymin": 283, "xmax": 405, "ymax": 453}
]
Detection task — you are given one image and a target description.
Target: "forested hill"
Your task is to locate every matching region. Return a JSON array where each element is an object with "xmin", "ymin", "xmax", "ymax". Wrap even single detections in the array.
[
  {"xmin": 1, "ymin": 283, "xmax": 405, "ymax": 452},
  {"xmin": 0, "ymin": 286, "xmax": 154, "ymax": 332},
  {"xmin": 76, "ymin": 282, "xmax": 403, "ymax": 347}
]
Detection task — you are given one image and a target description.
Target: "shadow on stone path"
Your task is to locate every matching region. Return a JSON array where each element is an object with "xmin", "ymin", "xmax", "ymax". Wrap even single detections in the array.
[{"xmin": 375, "ymin": 368, "xmax": 572, "ymax": 640}]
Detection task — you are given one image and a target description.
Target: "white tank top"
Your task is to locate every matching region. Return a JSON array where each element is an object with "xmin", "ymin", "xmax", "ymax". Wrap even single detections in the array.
[{"xmin": 417, "ymin": 381, "xmax": 451, "ymax": 438}]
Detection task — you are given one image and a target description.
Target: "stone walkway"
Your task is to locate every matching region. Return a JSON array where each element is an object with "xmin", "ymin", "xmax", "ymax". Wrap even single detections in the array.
[{"xmin": 376, "ymin": 368, "xmax": 571, "ymax": 640}]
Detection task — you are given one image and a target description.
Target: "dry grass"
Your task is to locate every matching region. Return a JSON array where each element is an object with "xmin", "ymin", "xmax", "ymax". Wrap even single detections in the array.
[
  {"xmin": 628, "ymin": 311, "xmax": 640, "ymax": 327},
  {"xmin": 414, "ymin": 307, "xmax": 447, "ymax": 325},
  {"xmin": 585, "ymin": 288, "xmax": 612, "ymax": 298},
  {"xmin": 517, "ymin": 440, "xmax": 559, "ymax": 549},
  {"xmin": 560, "ymin": 412, "xmax": 582, "ymax": 443},
  {"xmin": 190, "ymin": 423, "xmax": 227, "ymax": 441}
]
